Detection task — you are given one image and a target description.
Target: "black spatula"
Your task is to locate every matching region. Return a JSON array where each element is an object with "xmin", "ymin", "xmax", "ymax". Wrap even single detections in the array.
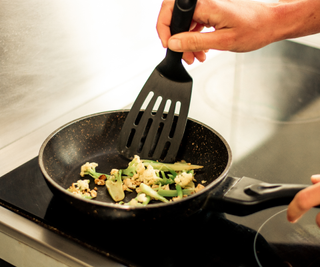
[{"xmin": 118, "ymin": 0, "xmax": 197, "ymax": 162}]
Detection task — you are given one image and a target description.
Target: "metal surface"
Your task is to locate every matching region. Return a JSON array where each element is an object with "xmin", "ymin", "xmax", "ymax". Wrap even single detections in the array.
[
  {"xmin": 0, "ymin": 206, "xmax": 121, "ymax": 267},
  {"xmin": 0, "ymin": 0, "xmax": 164, "ymax": 151}
]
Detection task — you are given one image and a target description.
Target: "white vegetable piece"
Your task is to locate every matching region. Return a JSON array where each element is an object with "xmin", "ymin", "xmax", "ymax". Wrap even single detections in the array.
[
  {"xmin": 77, "ymin": 179, "xmax": 90, "ymax": 191},
  {"xmin": 80, "ymin": 162, "xmax": 98, "ymax": 177},
  {"xmin": 174, "ymin": 172, "xmax": 193, "ymax": 188}
]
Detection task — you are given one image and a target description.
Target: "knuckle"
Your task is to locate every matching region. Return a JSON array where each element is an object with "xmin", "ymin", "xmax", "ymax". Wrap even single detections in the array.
[
  {"xmin": 186, "ymin": 34, "xmax": 204, "ymax": 51},
  {"xmin": 220, "ymin": 32, "xmax": 238, "ymax": 51},
  {"xmin": 162, "ymin": 0, "xmax": 174, "ymax": 10}
]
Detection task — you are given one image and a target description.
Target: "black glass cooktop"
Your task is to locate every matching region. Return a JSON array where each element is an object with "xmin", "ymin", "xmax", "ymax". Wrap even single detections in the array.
[
  {"xmin": 0, "ymin": 153, "xmax": 320, "ymax": 267},
  {"xmin": 2, "ymin": 113, "xmax": 320, "ymax": 267},
  {"xmin": 0, "ymin": 157, "xmax": 288, "ymax": 267}
]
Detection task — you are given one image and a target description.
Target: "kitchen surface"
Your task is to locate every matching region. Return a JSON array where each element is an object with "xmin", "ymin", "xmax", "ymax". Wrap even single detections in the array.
[{"xmin": 1, "ymin": 0, "xmax": 320, "ymax": 266}]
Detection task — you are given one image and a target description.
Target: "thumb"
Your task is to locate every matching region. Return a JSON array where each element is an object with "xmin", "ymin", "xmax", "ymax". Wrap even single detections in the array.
[{"xmin": 168, "ymin": 31, "xmax": 213, "ymax": 52}]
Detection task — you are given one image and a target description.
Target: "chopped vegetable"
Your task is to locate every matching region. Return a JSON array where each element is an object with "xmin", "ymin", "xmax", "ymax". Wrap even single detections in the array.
[
  {"xmin": 195, "ymin": 183, "xmax": 205, "ymax": 193},
  {"xmin": 142, "ymin": 159, "xmax": 203, "ymax": 172},
  {"xmin": 138, "ymin": 164, "xmax": 161, "ymax": 185},
  {"xmin": 120, "ymin": 193, "xmax": 151, "ymax": 207},
  {"xmin": 157, "ymin": 188, "xmax": 194, "ymax": 198},
  {"xmin": 158, "ymin": 171, "xmax": 175, "ymax": 185},
  {"xmin": 67, "ymin": 179, "xmax": 97, "ymax": 199},
  {"xmin": 80, "ymin": 162, "xmax": 110, "ymax": 180},
  {"xmin": 105, "ymin": 169, "xmax": 125, "ymax": 202},
  {"xmin": 175, "ymin": 184, "xmax": 183, "ymax": 199},
  {"xmin": 139, "ymin": 183, "xmax": 169, "ymax": 203},
  {"xmin": 174, "ymin": 171, "xmax": 194, "ymax": 188},
  {"xmin": 122, "ymin": 155, "xmax": 145, "ymax": 177}
]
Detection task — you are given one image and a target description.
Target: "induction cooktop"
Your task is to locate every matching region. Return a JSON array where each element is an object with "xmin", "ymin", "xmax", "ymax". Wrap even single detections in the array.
[{"xmin": 0, "ymin": 157, "xmax": 288, "ymax": 267}]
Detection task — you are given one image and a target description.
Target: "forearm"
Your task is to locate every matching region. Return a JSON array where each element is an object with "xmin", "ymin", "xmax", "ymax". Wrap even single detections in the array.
[{"xmin": 272, "ymin": 0, "xmax": 320, "ymax": 41}]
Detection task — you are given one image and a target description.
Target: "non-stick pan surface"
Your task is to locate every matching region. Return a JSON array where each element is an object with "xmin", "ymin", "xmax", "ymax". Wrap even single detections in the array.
[{"xmin": 39, "ymin": 110, "xmax": 231, "ymax": 221}]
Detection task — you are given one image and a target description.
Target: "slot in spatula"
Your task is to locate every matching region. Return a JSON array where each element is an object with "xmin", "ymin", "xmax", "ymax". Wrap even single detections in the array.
[{"xmin": 118, "ymin": 0, "xmax": 197, "ymax": 162}]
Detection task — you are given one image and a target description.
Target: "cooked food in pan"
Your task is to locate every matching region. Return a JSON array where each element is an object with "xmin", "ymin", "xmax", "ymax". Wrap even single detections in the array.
[{"xmin": 67, "ymin": 155, "xmax": 204, "ymax": 206}]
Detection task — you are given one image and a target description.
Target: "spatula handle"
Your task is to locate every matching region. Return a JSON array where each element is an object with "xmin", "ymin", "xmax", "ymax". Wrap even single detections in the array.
[
  {"xmin": 164, "ymin": 0, "xmax": 197, "ymax": 69},
  {"xmin": 170, "ymin": 0, "xmax": 197, "ymax": 36}
]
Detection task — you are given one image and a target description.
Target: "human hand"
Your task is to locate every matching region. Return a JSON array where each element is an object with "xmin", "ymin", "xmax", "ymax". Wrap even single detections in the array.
[
  {"xmin": 287, "ymin": 174, "xmax": 320, "ymax": 227},
  {"xmin": 156, "ymin": 0, "xmax": 278, "ymax": 64}
]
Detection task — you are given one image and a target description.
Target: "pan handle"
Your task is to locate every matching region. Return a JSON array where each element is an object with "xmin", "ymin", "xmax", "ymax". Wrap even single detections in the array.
[
  {"xmin": 157, "ymin": 0, "xmax": 197, "ymax": 82},
  {"xmin": 208, "ymin": 176, "xmax": 314, "ymax": 216}
]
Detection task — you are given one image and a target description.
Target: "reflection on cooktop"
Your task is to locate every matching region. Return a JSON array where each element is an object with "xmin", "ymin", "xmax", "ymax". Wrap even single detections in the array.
[
  {"xmin": 254, "ymin": 208, "xmax": 320, "ymax": 267},
  {"xmin": 200, "ymin": 41, "xmax": 320, "ymax": 123}
]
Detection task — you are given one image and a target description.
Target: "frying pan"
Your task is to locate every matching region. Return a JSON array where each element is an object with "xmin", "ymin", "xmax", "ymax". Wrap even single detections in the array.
[{"xmin": 39, "ymin": 110, "xmax": 310, "ymax": 222}]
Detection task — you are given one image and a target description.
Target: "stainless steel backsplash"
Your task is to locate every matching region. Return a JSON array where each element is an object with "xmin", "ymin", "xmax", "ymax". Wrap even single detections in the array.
[{"xmin": 0, "ymin": 0, "xmax": 163, "ymax": 149}]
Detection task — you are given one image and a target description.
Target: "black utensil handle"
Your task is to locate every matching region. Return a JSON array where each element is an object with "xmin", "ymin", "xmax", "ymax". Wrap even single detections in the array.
[
  {"xmin": 157, "ymin": 0, "xmax": 197, "ymax": 81},
  {"xmin": 170, "ymin": 0, "xmax": 197, "ymax": 36},
  {"xmin": 209, "ymin": 176, "xmax": 316, "ymax": 216},
  {"xmin": 168, "ymin": 0, "xmax": 197, "ymax": 60}
]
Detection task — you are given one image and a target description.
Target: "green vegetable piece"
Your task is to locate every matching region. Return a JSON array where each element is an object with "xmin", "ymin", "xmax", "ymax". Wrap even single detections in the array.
[
  {"xmin": 175, "ymin": 184, "xmax": 183, "ymax": 199},
  {"xmin": 88, "ymin": 171, "xmax": 109, "ymax": 180},
  {"xmin": 81, "ymin": 194, "xmax": 93, "ymax": 200},
  {"xmin": 80, "ymin": 162, "xmax": 110, "ymax": 180},
  {"xmin": 187, "ymin": 169, "xmax": 194, "ymax": 175},
  {"xmin": 156, "ymin": 171, "xmax": 175, "ymax": 185},
  {"xmin": 105, "ymin": 170, "xmax": 125, "ymax": 202},
  {"xmin": 122, "ymin": 156, "xmax": 144, "ymax": 177},
  {"xmin": 120, "ymin": 194, "xmax": 151, "ymax": 206},
  {"xmin": 157, "ymin": 188, "xmax": 194, "ymax": 198},
  {"xmin": 136, "ymin": 193, "xmax": 152, "ymax": 206},
  {"xmin": 159, "ymin": 178, "xmax": 175, "ymax": 185},
  {"xmin": 142, "ymin": 194, "xmax": 151, "ymax": 205},
  {"xmin": 168, "ymin": 168, "xmax": 177, "ymax": 178},
  {"xmin": 139, "ymin": 183, "xmax": 169, "ymax": 203},
  {"xmin": 142, "ymin": 160, "xmax": 203, "ymax": 172}
]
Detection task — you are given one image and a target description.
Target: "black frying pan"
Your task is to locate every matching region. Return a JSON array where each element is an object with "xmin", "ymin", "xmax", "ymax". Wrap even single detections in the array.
[{"xmin": 39, "ymin": 110, "xmax": 310, "ymax": 222}]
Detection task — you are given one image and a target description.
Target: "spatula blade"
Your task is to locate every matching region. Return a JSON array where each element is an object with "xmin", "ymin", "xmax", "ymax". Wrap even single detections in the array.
[{"xmin": 118, "ymin": 67, "xmax": 192, "ymax": 162}]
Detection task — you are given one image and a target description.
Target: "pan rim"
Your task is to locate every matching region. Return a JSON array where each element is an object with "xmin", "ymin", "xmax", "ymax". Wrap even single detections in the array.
[{"xmin": 38, "ymin": 109, "xmax": 232, "ymax": 210}]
